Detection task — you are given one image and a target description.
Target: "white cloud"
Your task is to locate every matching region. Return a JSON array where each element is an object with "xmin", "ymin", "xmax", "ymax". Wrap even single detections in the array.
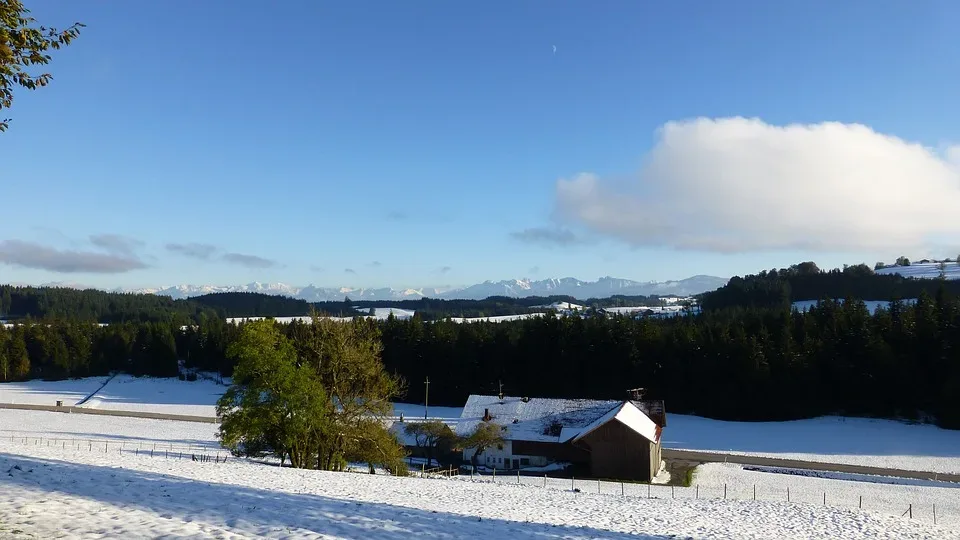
[{"xmin": 554, "ymin": 117, "xmax": 960, "ymax": 254}]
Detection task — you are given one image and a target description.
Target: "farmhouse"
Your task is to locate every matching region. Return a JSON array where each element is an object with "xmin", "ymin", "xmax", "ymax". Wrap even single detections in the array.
[{"xmin": 456, "ymin": 390, "xmax": 666, "ymax": 482}]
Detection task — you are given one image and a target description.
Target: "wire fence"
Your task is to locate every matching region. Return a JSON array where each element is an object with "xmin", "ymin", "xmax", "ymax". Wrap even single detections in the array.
[
  {"xmin": 5, "ymin": 434, "xmax": 952, "ymax": 528},
  {"xmin": 416, "ymin": 467, "xmax": 955, "ymax": 528},
  {"xmin": 5, "ymin": 435, "xmax": 229, "ymax": 463}
]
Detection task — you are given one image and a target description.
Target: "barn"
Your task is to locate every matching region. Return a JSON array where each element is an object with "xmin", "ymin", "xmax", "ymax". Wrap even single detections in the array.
[{"xmin": 456, "ymin": 391, "xmax": 666, "ymax": 482}]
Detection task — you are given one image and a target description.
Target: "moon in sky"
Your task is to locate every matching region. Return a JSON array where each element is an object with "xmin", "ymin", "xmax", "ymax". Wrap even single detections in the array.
[{"xmin": 552, "ymin": 45, "xmax": 557, "ymax": 54}]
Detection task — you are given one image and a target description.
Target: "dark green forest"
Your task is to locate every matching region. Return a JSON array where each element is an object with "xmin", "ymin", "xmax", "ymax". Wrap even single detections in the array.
[
  {"xmin": 2, "ymin": 287, "xmax": 960, "ymax": 429},
  {"xmin": 698, "ymin": 262, "xmax": 960, "ymax": 311},
  {"xmin": 2, "ymin": 262, "xmax": 960, "ymax": 429},
  {"xmin": 0, "ymin": 285, "xmax": 681, "ymax": 322}
]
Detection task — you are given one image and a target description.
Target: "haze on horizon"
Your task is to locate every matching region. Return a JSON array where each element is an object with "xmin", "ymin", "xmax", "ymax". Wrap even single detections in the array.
[{"xmin": 3, "ymin": 1, "xmax": 960, "ymax": 291}]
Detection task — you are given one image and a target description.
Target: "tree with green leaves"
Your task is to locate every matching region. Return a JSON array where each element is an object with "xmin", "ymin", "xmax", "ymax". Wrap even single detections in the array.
[
  {"xmin": 217, "ymin": 319, "xmax": 331, "ymax": 469},
  {"xmin": 463, "ymin": 421, "xmax": 505, "ymax": 469},
  {"xmin": 404, "ymin": 419, "xmax": 457, "ymax": 467},
  {"xmin": 1, "ymin": 0, "xmax": 83, "ymax": 131},
  {"xmin": 219, "ymin": 316, "xmax": 408, "ymax": 473},
  {"xmin": 294, "ymin": 314, "xmax": 407, "ymax": 471}
]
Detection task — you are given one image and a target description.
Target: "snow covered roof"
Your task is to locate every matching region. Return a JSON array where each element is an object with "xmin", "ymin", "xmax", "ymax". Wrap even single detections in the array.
[
  {"xmin": 456, "ymin": 395, "xmax": 660, "ymax": 444},
  {"xmin": 571, "ymin": 401, "xmax": 660, "ymax": 444}
]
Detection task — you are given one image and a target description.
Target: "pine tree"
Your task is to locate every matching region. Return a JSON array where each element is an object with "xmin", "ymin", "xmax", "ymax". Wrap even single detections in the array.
[
  {"xmin": 0, "ymin": 324, "xmax": 8, "ymax": 381},
  {"xmin": 8, "ymin": 325, "xmax": 29, "ymax": 380}
]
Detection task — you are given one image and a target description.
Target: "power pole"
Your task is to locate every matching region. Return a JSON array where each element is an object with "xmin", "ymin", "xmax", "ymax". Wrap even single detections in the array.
[{"xmin": 424, "ymin": 376, "xmax": 430, "ymax": 419}]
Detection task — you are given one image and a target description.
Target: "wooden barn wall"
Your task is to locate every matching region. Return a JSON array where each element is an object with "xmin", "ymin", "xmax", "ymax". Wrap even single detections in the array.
[{"xmin": 577, "ymin": 422, "xmax": 654, "ymax": 481}]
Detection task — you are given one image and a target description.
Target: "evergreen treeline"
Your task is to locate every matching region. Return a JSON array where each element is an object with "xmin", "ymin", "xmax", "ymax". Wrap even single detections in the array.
[
  {"xmin": 4, "ymin": 265, "xmax": 960, "ymax": 430},
  {"xmin": 5, "ymin": 287, "xmax": 958, "ymax": 429},
  {"xmin": 0, "ymin": 285, "xmax": 673, "ymax": 323},
  {"xmin": 320, "ymin": 294, "xmax": 672, "ymax": 321},
  {"xmin": 700, "ymin": 262, "xmax": 960, "ymax": 311},
  {"xmin": 0, "ymin": 285, "xmax": 212, "ymax": 323},
  {"xmin": 192, "ymin": 292, "xmax": 313, "ymax": 318},
  {"xmin": 375, "ymin": 291, "xmax": 960, "ymax": 428},
  {"xmin": 0, "ymin": 315, "xmax": 240, "ymax": 381}
]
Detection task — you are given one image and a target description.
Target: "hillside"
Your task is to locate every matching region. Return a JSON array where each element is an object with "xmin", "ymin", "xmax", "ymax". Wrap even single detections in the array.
[
  {"xmin": 876, "ymin": 261, "xmax": 960, "ymax": 280},
  {"xmin": 700, "ymin": 261, "xmax": 960, "ymax": 311}
]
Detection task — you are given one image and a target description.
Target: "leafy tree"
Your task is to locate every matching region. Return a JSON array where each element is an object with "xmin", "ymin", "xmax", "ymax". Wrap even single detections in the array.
[
  {"xmin": 217, "ymin": 319, "xmax": 330, "ymax": 469},
  {"xmin": 463, "ymin": 422, "xmax": 505, "ymax": 468},
  {"xmin": 896, "ymin": 256, "xmax": 911, "ymax": 267},
  {"xmin": 294, "ymin": 314, "xmax": 405, "ymax": 471},
  {"xmin": 874, "ymin": 262, "xmax": 885, "ymax": 271},
  {"xmin": 0, "ymin": 0, "xmax": 83, "ymax": 131},
  {"xmin": 219, "ymin": 315, "xmax": 407, "ymax": 472},
  {"xmin": 345, "ymin": 417, "xmax": 409, "ymax": 475},
  {"xmin": 404, "ymin": 420, "xmax": 457, "ymax": 467}
]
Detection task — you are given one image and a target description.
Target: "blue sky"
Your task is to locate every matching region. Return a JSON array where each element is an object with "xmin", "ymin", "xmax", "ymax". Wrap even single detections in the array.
[{"xmin": 3, "ymin": 1, "xmax": 960, "ymax": 289}]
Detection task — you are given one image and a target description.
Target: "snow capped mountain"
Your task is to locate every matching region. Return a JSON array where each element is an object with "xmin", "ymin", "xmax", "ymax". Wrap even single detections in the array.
[{"xmin": 126, "ymin": 275, "xmax": 728, "ymax": 302}]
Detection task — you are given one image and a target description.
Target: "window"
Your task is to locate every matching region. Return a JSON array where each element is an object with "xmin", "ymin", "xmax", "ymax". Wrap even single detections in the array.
[{"xmin": 520, "ymin": 458, "xmax": 530, "ymax": 466}]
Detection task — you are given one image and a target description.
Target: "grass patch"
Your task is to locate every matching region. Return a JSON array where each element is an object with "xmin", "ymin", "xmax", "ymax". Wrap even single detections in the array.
[{"xmin": 683, "ymin": 466, "xmax": 697, "ymax": 487}]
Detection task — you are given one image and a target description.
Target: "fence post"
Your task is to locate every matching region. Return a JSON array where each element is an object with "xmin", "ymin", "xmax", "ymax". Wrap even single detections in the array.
[
  {"xmin": 544, "ymin": 474, "xmax": 547, "ymax": 488},
  {"xmin": 671, "ymin": 485, "xmax": 674, "ymax": 499},
  {"xmin": 493, "ymin": 467, "xmax": 496, "ymax": 481},
  {"xmin": 724, "ymin": 483, "xmax": 727, "ymax": 500},
  {"xmin": 623, "ymin": 481, "xmax": 626, "ymax": 497},
  {"xmin": 519, "ymin": 470, "xmax": 521, "ymax": 484},
  {"xmin": 572, "ymin": 477, "xmax": 575, "ymax": 491},
  {"xmin": 696, "ymin": 485, "xmax": 699, "ymax": 499},
  {"xmin": 823, "ymin": 492, "xmax": 826, "ymax": 505},
  {"xmin": 648, "ymin": 483, "xmax": 651, "ymax": 499},
  {"xmin": 909, "ymin": 504, "xmax": 912, "ymax": 519},
  {"xmin": 753, "ymin": 484, "xmax": 756, "ymax": 501},
  {"xmin": 597, "ymin": 479, "xmax": 601, "ymax": 493},
  {"xmin": 787, "ymin": 486, "xmax": 790, "ymax": 502},
  {"xmin": 934, "ymin": 504, "xmax": 937, "ymax": 525},
  {"xmin": 859, "ymin": 495, "xmax": 862, "ymax": 509}
]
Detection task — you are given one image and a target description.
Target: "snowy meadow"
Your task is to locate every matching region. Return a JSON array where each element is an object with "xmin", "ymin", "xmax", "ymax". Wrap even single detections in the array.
[{"xmin": 1, "ymin": 378, "xmax": 959, "ymax": 537}]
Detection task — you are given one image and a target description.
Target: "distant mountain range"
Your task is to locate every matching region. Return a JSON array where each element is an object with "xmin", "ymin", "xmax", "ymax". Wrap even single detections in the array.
[{"xmin": 122, "ymin": 275, "xmax": 729, "ymax": 302}]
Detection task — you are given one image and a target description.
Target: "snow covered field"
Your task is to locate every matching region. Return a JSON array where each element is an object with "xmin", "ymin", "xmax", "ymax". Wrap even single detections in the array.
[
  {"xmin": 665, "ymin": 414, "xmax": 960, "ymax": 474},
  {"xmin": 604, "ymin": 305, "xmax": 698, "ymax": 317},
  {"xmin": 694, "ymin": 462, "xmax": 960, "ymax": 528},
  {"xmin": 0, "ymin": 423, "xmax": 953, "ymax": 539},
  {"xmin": 390, "ymin": 402, "xmax": 463, "ymax": 421},
  {"xmin": 876, "ymin": 262, "xmax": 960, "ymax": 280},
  {"xmin": 78, "ymin": 374, "xmax": 227, "ymax": 417},
  {"xmin": 0, "ymin": 408, "xmax": 221, "ymax": 450},
  {"xmin": 0, "ymin": 377, "xmax": 108, "ymax": 407}
]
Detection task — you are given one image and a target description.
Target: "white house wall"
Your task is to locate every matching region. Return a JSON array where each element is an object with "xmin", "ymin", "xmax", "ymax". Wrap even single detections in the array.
[{"xmin": 463, "ymin": 440, "xmax": 550, "ymax": 469}]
